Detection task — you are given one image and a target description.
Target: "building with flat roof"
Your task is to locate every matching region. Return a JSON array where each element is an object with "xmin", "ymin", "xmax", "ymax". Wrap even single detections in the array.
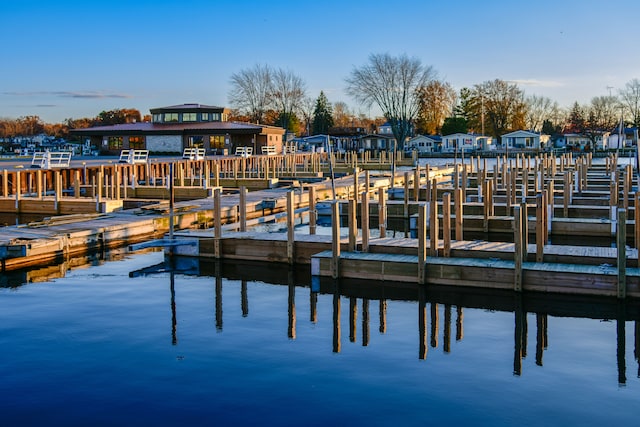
[{"xmin": 71, "ymin": 103, "xmax": 285, "ymax": 155}]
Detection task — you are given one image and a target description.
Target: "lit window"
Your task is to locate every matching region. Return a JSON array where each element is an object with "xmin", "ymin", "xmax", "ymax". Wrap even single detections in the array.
[
  {"xmin": 128, "ymin": 136, "xmax": 145, "ymax": 149},
  {"xmin": 163, "ymin": 113, "xmax": 178, "ymax": 122},
  {"xmin": 108, "ymin": 136, "xmax": 123, "ymax": 150},
  {"xmin": 210, "ymin": 135, "xmax": 225, "ymax": 149}
]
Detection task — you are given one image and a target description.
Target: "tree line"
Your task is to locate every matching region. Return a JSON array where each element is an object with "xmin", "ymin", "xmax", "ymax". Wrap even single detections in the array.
[
  {"xmin": 0, "ymin": 109, "xmax": 145, "ymax": 141},
  {"xmin": 229, "ymin": 54, "xmax": 640, "ymax": 149},
  {"xmin": 3, "ymin": 53, "xmax": 640, "ymax": 151}
]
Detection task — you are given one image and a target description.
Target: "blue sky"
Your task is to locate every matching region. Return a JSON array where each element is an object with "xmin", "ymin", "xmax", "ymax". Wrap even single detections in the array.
[{"xmin": 2, "ymin": 0, "xmax": 639, "ymax": 123}]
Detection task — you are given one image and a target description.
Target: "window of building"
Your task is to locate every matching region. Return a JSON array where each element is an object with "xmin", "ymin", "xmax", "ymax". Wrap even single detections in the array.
[
  {"xmin": 201, "ymin": 113, "xmax": 209, "ymax": 121},
  {"xmin": 211, "ymin": 113, "xmax": 221, "ymax": 121},
  {"xmin": 152, "ymin": 114, "xmax": 162, "ymax": 123},
  {"xmin": 189, "ymin": 136, "xmax": 204, "ymax": 148},
  {"xmin": 183, "ymin": 113, "xmax": 197, "ymax": 122},
  {"xmin": 129, "ymin": 136, "xmax": 145, "ymax": 149},
  {"xmin": 163, "ymin": 113, "xmax": 179, "ymax": 122},
  {"xmin": 210, "ymin": 135, "xmax": 225, "ymax": 149},
  {"xmin": 108, "ymin": 136, "xmax": 123, "ymax": 150}
]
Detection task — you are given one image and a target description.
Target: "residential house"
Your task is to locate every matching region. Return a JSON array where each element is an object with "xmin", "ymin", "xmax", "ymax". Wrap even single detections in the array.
[
  {"xmin": 500, "ymin": 130, "xmax": 549, "ymax": 150},
  {"xmin": 406, "ymin": 135, "xmax": 441, "ymax": 154},
  {"xmin": 70, "ymin": 103, "xmax": 285, "ymax": 155},
  {"xmin": 441, "ymin": 133, "xmax": 492, "ymax": 152}
]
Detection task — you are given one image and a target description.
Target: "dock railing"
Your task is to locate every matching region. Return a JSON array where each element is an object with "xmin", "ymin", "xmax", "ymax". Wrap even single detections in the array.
[
  {"xmin": 261, "ymin": 145, "xmax": 277, "ymax": 155},
  {"xmin": 182, "ymin": 148, "xmax": 206, "ymax": 160},
  {"xmin": 31, "ymin": 151, "xmax": 72, "ymax": 169},
  {"xmin": 234, "ymin": 146, "xmax": 253, "ymax": 157},
  {"xmin": 119, "ymin": 149, "xmax": 149, "ymax": 164}
]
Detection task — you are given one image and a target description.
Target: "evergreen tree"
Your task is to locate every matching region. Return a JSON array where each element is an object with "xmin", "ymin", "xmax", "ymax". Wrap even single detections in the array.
[
  {"xmin": 312, "ymin": 91, "xmax": 334, "ymax": 134},
  {"xmin": 441, "ymin": 117, "xmax": 468, "ymax": 135}
]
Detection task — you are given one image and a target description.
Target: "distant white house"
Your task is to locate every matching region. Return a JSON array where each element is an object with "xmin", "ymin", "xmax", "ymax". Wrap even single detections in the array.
[
  {"xmin": 406, "ymin": 135, "xmax": 440, "ymax": 153},
  {"xmin": 359, "ymin": 134, "xmax": 395, "ymax": 151},
  {"xmin": 441, "ymin": 133, "xmax": 492, "ymax": 152},
  {"xmin": 501, "ymin": 130, "xmax": 550, "ymax": 150}
]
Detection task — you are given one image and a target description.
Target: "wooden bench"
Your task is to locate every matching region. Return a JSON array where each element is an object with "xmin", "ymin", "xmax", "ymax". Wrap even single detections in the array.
[
  {"xmin": 31, "ymin": 151, "xmax": 72, "ymax": 169},
  {"xmin": 182, "ymin": 148, "xmax": 206, "ymax": 160},
  {"xmin": 261, "ymin": 145, "xmax": 277, "ymax": 155},
  {"xmin": 234, "ymin": 146, "xmax": 253, "ymax": 157},
  {"xmin": 119, "ymin": 149, "xmax": 149, "ymax": 164}
]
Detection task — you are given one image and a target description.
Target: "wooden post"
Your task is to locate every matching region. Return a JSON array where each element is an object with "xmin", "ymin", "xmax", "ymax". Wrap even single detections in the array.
[
  {"xmin": 2, "ymin": 169, "xmax": 8, "ymax": 198},
  {"xmin": 74, "ymin": 170, "xmax": 80, "ymax": 198},
  {"xmin": 403, "ymin": 171, "xmax": 410, "ymax": 220},
  {"xmin": 414, "ymin": 164, "xmax": 420, "ymax": 202},
  {"xmin": 214, "ymin": 187, "xmax": 222, "ymax": 259},
  {"xmin": 564, "ymin": 171, "xmax": 570, "ymax": 217},
  {"xmin": 443, "ymin": 192, "xmax": 451, "ymax": 257},
  {"xmin": 454, "ymin": 187, "xmax": 463, "ymax": 241},
  {"xmin": 378, "ymin": 186, "xmax": 386, "ymax": 238},
  {"xmin": 618, "ymin": 208, "xmax": 627, "ymax": 299},
  {"xmin": 536, "ymin": 193, "xmax": 544, "ymax": 262},
  {"xmin": 636, "ymin": 192, "xmax": 640, "ymax": 268},
  {"xmin": 239, "ymin": 186, "xmax": 247, "ymax": 232},
  {"xmin": 287, "ymin": 190, "xmax": 295, "ymax": 265},
  {"xmin": 418, "ymin": 203, "xmax": 427, "ymax": 284},
  {"xmin": 429, "ymin": 197, "xmax": 439, "ymax": 257},
  {"xmin": 353, "ymin": 167, "xmax": 359, "ymax": 197},
  {"xmin": 514, "ymin": 205, "xmax": 523, "ymax": 292},
  {"xmin": 348, "ymin": 199, "xmax": 357, "ymax": 252},
  {"xmin": 361, "ymin": 190, "xmax": 370, "ymax": 253},
  {"xmin": 331, "ymin": 201, "xmax": 340, "ymax": 279},
  {"xmin": 309, "ymin": 186, "xmax": 316, "ymax": 235},
  {"xmin": 54, "ymin": 170, "xmax": 60, "ymax": 212}
]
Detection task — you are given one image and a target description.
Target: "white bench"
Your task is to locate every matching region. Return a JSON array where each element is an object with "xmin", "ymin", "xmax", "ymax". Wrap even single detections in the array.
[
  {"xmin": 261, "ymin": 145, "xmax": 277, "ymax": 155},
  {"xmin": 284, "ymin": 144, "xmax": 297, "ymax": 154},
  {"xmin": 119, "ymin": 149, "xmax": 149, "ymax": 164},
  {"xmin": 183, "ymin": 147, "xmax": 206, "ymax": 160},
  {"xmin": 31, "ymin": 151, "xmax": 72, "ymax": 169},
  {"xmin": 234, "ymin": 146, "xmax": 253, "ymax": 158}
]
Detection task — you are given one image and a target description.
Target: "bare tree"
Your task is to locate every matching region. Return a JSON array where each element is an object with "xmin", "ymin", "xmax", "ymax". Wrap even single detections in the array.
[
  {"xmin": 345, "ymin": 53, "xmax": 435, "ymax": 149},
  {"xmin": 270, "ymin": 68, "xmax": 306, "ymax": 131},
  {"xmin": 416, "ymin": 79, "xmax": 456, "ymax": 135},
  {"xmin": 228, "ymin": 64, "xmax": 273, "ymax": 124},
  {"xmin": 525, "ymin": 95, "xmax": 558, "ymax": 132},
  {"xmin": 332, "ymin": 101, "xmax": 353, "ymax": 128},
  {"xmin": 473, "ymin": 79, "xmax": 527, "ymax": 143},
  {"xmin": 619, "ymin": 78, "xmax": 640, "ymax": 127},
  {"xmin": 299, "ymin": 96, "xmax": 316, "ymax": 136}
]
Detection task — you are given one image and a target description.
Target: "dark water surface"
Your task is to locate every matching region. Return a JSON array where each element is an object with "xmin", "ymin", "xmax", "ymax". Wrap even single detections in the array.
[{"xmin": 1, "ymin": 251, "xmax": 640, "ymax": 426}]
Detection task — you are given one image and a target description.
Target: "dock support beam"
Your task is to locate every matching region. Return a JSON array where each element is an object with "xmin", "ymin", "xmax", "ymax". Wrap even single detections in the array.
[
  {"xmin": 418, "ymin": 203, "xmax": 427, "ymax": 285},
  {"xmin": 617, "ymin": 208, "xmax": 627, "ymax": 299},
  {"xmin": 331, "ymin": 201, "xmax": 340, "ymax": 279}
]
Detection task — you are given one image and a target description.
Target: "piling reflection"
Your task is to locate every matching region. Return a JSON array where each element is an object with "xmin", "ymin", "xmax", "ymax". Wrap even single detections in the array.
[{"xmin": 126, "ymin": 257, "xmax": 640, "ymax": 385}]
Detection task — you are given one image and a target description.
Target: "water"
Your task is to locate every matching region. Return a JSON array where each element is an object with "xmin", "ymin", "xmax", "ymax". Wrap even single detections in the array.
[{"xmin": 1, "ymin": 250, "xmax": 639, "ymax": 426}]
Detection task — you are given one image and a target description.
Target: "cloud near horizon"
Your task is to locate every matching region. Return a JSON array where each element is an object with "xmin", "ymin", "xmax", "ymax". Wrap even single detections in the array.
[
  {"xmin": 3, "ymin": 91, "xmax": 133, "ymax": 99},
  {"xmin": 508, "ymin": 79, "xmax": 564, "ymax": 88}
]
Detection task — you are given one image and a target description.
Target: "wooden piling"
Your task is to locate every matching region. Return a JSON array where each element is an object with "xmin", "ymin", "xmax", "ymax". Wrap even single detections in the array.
[
  {"xmin": 618, "ymin": 208, "xmax": 626, "ymax": 299},
  {"xmin": 362, "ymin": 190, "xmax": 370, "ymax": 253},
  {"xmin": 514, "ymin": 205, "xmax": 523, "ymax": 291},
  {"xmin": 348, "ymin": 199, "xmax": 357, "ymax": 252},
  {"xmin": 418, "ymin": 203, "xmax": 427, "ymax": 284},
  {"xmin": 287, "ymin": 190, "xmax": 295, "ymax": 264},
  {"xmin": 536, "ymin": 193, "xmax": 544, "ymax": 262},
  {"xmin": 331, "ymin": 201, "xmax": 340, "ymax": 279},
  {"xmin": 309, "ymin": 186, "xmax": 316, "ymax": 235},
  {"xmin": 214, "ymin": 187, "xmax": 221, "ymax": 258},
  {"xmin": 239, "ymin": 186, "xmax": 247, "ymax": 232},
  {"xmin": 443, "ymin": 192, "xmax": 451, "ymax": 257},
  {"xmin": 378, "ymin": 187, "xmax": 387, "ymax": 238},
  {"xmin": 454, "ymin": 187, "xmax": 463, "ymax": 241}
]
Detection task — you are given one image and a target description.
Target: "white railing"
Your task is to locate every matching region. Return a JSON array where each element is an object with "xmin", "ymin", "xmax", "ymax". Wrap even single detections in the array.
[
  {"xmin": 119, "ymin": 149, "xmax": 149, "ymax": 164},
  {"xmin": 31, "ymin": 151, "xmax": 72, "ymax": 169},
  {"xmin": 183, "ymin": 147, "xmax": 206, "ymax": 160},
  {"xmin": 284, "ymin": 144, "xmax": 297, "ymax": 154},
  {"xmin": 261, "ymin": 145, "xmax": 277, "ymax": 155},
  {"xmin": 234, "ymin": 146, "xmax": 253, "ymax": 157}
]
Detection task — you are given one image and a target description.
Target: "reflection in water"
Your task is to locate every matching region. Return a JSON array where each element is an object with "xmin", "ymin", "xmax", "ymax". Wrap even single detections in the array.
[
  {"xmin": 170, "ymin": 271, "xmax": 177, "ymax": 346},
  {"xmin": 128, "ymin": 257, "xmax": 640, "ymax": 385}
]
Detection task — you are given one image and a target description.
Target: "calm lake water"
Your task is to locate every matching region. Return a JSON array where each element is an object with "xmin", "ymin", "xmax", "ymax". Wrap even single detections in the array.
[{"xmin": 1, "ymin": 250, "xmax": 639, "ymax": 426}]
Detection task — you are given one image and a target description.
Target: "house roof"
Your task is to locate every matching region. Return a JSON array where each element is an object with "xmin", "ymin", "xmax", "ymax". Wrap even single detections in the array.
[
  {"xmin": 149, "ymin": 103, "xmax": 227, "ymax": 114},
  {"xmin": 70, "ymin": 121, "xmax": 284, "ymax": 136},
  {"xmin": 501, "ymin": 130, "xmax": 541, "ymax": 138}
]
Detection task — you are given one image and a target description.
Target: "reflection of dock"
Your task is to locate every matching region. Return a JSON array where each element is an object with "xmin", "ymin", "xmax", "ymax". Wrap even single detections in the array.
[{"xmin": 132, "ymin": 258, "xmax": 640, "ymax": 384}]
